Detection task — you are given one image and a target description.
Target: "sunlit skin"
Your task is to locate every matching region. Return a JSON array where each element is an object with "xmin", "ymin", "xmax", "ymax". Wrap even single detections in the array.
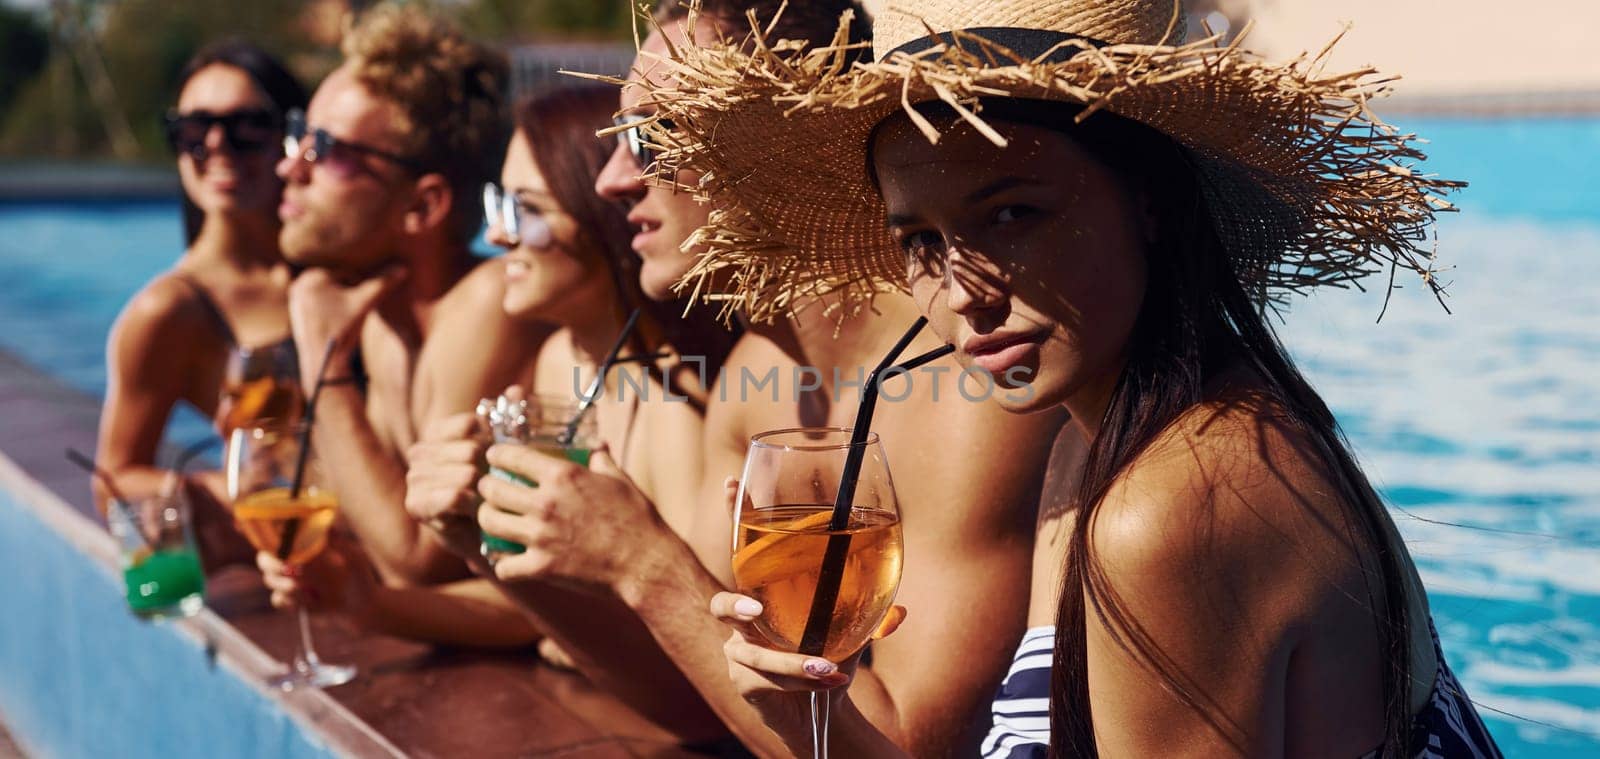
[
  {"xmin": 877, "ymin": 116, "xmax": 1149, "ymax": 425},
  {"xmin": 594, "ymin": 20, "xmax": 718, "ymax": 300},
  {"xmin": 473, "ymin": 14, "xmax": 1070, "ymax": 754},
  {"xmin": 491, "ymin": 130, "xmax": 614, "ymax": 320},
  {"xmin": 266, "ymin": 50, "xmax": 545, "ymax": 587},
  {"xmin": 176, "ymin": 64, "xmax": 284, "ymax": 218},
  {"xmin": 94, "ymin": 61, "xmax": 292, "ymax": 568},
  {"xmin": 276, "ymin": 64, "xmax": 417, "ymax": 275},
  {"xmin": 711, "ymin": 114, "xmax": 1444, "ymax": 757},
  {"xmin": 487, "ymin": 126, "xmax": 708, "ymax": 542}
]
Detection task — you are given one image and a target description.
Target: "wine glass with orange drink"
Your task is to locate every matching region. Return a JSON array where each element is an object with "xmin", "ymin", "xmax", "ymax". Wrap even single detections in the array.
[
  {"xmin": 732, "ymin": 427, "xmax": 904, "ymax": 759},
  {"xmin": 226, "ymin": 421, "xmax": 355, "ymax": 690},
  {"xmin": 219, "ymin": 343, "xmax": 304, "ymax": 434}
]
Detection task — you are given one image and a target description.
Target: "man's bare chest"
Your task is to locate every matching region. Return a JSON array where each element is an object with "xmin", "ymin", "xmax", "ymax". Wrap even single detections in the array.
[{"xmin": 360, "ymin": 327, "xmax": 421, "ymax": 456}]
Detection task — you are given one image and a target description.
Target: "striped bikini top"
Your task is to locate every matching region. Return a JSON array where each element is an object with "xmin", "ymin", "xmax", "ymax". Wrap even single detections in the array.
[{"xmin": 981, "ymin": 623, "xmax": 1503, "ymax": 758}]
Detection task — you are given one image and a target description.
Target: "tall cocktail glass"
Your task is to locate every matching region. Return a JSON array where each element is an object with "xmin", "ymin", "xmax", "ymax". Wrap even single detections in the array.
[
  {"xmin": 226, "ymin": 421, "xmax": 355, "ymax": 690},
  {"xmin": 732, "ymin": 427, "xmax": 904, "ymax": 759}
]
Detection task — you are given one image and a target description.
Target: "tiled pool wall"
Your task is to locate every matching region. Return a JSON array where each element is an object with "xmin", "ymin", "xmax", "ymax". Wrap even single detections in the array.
[{"xmin": 0, "ymin": 451, "xmax": 387, "ymax": 759}]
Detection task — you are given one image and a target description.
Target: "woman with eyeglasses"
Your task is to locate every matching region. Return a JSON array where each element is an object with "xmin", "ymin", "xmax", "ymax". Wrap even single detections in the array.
[
  {"xmin": 257, "ymin": 83, "xmax": 738, "ymax": 657},
  {"xmin": 93, "ymin": 39, "xmax": 306, "ymax": 566}
]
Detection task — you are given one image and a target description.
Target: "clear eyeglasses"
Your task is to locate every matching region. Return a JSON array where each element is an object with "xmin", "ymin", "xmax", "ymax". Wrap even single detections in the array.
[{"xmin": 482, "ymin": 183, "xmax": 554, "ymax": 249}]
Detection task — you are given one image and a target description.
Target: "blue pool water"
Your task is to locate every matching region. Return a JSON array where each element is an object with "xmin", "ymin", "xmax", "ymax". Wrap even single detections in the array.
[{"xmin": 3, "ymin": 119, "xmax": 1599, "ymax": 754}]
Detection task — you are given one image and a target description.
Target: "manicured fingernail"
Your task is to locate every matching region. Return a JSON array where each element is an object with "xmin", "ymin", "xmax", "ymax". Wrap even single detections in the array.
[
  {"xmin": 803, "ymin": 659, "xmax": 836, "ymax": 677},
  {"xmin": 734, "ymin": 598, "xmax": 763, "ymax": 617}
]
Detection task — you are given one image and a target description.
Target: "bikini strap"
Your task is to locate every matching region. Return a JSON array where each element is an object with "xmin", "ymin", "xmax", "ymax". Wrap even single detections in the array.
[{"xmin": 170, "ymin": 270, "xmax": 237, "ymax": 346}]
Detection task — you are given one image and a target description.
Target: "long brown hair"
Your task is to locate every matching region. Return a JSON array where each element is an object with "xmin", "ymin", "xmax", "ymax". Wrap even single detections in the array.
[
  {"xmin": 1024, "ymin": 99, "xmax": 1415, "ymax": 757},
  {"xmin": 515, "ymin": 84, "xmax": 737, "ymax": 383},
  {"xmin": 880, "ymin": 98, "xmax": 1414, "ymax": 756}
]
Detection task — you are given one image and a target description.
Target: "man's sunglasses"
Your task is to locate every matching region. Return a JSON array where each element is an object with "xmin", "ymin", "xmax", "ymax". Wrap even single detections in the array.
[
  {"xmin": 613, "ymin": 114, "xmax": 675, "ymax": 170},
  {"xmin": 282, "ymin": 108, "xmax": 423, "ymax": 176},
  {"xmin": 165, "ymin": 108, "xmax": 281, "ymax": 158},
  {"xmin": 482, "ymin": 183, "xmax": 553, "ymax": 249}
]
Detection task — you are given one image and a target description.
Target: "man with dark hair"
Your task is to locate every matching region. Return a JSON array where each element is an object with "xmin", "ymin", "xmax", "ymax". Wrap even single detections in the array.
[
  {"xmin": 278, "ymin": 4, "xmax": 545, "ymax": 585},
  {"xmin": 458, "ymin": 2, "xmax": 1069, "ymax": 754}
]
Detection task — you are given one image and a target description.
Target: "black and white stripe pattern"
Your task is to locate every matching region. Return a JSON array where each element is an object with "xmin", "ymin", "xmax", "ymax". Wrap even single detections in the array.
[
  {"xmin": 982, "ymin": 622, "xmax": 1502, "ymax": 758},
  {"xmin": 981, "ymin": 626, "xmax": 1053, "ymax": 759}
]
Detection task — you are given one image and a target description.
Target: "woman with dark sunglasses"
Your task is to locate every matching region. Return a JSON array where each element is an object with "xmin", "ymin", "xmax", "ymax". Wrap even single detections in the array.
[{"xmin": 94, "ymin": 39, "xmax": 307, "ymax": 567}]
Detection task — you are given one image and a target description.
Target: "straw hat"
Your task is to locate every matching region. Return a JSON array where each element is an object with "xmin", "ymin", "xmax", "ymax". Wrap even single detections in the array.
[{"xmin": 630, "ymin": 0, "xmax": 1464, "ymax": 323}]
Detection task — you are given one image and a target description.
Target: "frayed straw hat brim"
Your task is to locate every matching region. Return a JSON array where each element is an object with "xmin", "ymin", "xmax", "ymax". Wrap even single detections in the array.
[{"xmin": 625, "ymin": 8, "xmax": 1463, "ymax": 324}]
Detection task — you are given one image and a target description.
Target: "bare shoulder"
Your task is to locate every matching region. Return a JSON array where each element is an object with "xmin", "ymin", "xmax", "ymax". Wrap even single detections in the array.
[
  {"xmin": 530, "ymin": 327, "xmax": 575, "ymax": 395},
  {"xmin": 878, "ymin": 359, "xmax": 1067, "ymax": 512},
  {"xmin": 1091, "ymin": 386, "xmax": 1351, "ymax": 623},
  {"xmin": 413, "ymin": 258, "xmax": 547, "ymax": 420},
  {"xmin": 443, "ymin": 258, "xmax": 512, "ymax": 319},
  {"xmin": 431, "ymin": 259, "xmax": 546, "ymax": 354},
  {"xmin": 718, "ymin": 329, "xmax": 788, "ymax": 373},
  {"xmin": 111, "ymin": 271, "xmax": 215, "ymax": 349},
  {"xmin": 706, "ymin": 332, "xmax": 791, "ymax": 435}
]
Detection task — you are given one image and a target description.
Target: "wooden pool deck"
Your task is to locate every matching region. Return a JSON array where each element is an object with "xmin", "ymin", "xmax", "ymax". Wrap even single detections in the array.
[{"xmin": 0, "ymin": 346, "xmax": 742, "ymax": 758}]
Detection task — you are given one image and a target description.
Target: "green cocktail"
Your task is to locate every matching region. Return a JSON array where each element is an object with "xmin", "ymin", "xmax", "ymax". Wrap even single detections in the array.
[
  {"xmin": 476, "ymin": 393, "xmax": 600, "ymax": 560},
  {"xmin": 482, "ymin": 442, "xmax": 591, "ymax": 555},
  {"xmin": 108, "ymin": 492, "xmax": 206, "ymax": 620},
  {"xmin": 124, "ymin": 547, "xmax": 206, "ymax": 617}
]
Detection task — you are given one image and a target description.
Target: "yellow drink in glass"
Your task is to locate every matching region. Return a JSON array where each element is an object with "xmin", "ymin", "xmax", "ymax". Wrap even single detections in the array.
[{"xmin": 734, "ymin": 505, "xmax": 903, "ymax": 660}]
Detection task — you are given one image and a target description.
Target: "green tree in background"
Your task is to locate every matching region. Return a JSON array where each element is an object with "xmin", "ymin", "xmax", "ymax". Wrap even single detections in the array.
[
  {"xmin": 94, "ymin": 0, "xmax": 324, "ymax": 156},
  {"xmin": 1, "ymin": 0, "xmax": 326, "ymax": 161},
  {"xmin": 452, "ymin": 0, "xmax": 634, "ymax": 40},
  {"xmin": 0, "ymin": 5, "xmax": 51, "ymax": 118},
  {"xmin": 0, "ymin": 0, "xmax": 634, "ymax": 162}
]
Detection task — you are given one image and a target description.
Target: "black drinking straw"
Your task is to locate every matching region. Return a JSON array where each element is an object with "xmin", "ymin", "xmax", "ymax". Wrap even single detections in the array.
[
  {"xmin": 65, "ymin": 447, "xmax": 133, "ymax": 510},
  {"xmin": 65, "ymin": 448, "xmax": 155, "ymax": 551},
  {"xmin": 280, "ymin": 339, "xmax": 339, "ymax": 560},
  {"xmin": 170, "ymin": 437, "xmax": 220, "ymax": 474},
  {"xmin": 559, "ymin": 307, "xmax": 642, "ymax": 446},
  {"xmin": 796, "ymin": 318, "xmax": 956, "ymax": 656}
]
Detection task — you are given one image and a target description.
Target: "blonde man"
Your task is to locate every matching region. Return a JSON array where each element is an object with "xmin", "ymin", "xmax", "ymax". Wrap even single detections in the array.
[{"xmin": 276, "ymin": 5, "xmax": 546, "ymax": 586}]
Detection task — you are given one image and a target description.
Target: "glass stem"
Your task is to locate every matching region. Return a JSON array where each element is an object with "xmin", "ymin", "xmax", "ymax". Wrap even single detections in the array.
[
  {"xmin": 811, "ymin": 691, "xmax": 830, "ymax": 759},
  {"xmin": 296, "ymin": 607, "xmax": 321, "ymax": 668}
]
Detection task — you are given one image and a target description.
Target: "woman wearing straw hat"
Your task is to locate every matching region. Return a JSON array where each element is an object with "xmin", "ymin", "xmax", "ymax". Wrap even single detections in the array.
[{"xmin": 644, "ymin": 0, "xmax": 1502, "ymax": 756}]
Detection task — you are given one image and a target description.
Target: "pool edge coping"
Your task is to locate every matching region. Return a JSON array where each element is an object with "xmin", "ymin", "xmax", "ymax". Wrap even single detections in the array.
[{"xmin": 0, "ymin": 450, "xmax": 407, "ymax": 759}]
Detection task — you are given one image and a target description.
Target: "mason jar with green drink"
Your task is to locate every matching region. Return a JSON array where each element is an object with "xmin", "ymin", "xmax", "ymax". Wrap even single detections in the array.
[{"xmin": 475, "ymin": 392, "xmax": 600, "ymax": 559}]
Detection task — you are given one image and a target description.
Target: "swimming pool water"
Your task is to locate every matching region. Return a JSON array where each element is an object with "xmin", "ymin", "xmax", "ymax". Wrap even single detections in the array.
[{"xmin": 2, "ymin": 119, "xmax": 1598, "ymax": 754}]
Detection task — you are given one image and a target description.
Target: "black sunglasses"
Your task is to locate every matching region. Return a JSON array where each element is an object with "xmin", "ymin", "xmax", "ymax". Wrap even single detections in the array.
[
  {"xmin": 165, "ymin": 108, "xmax": 281, "ymax": 158},
  {"xmin": 282, "ymin": 108, "xmax": 423, "ymax": 174},
  {"xmin": 613, "ymin": 114, "xmax": 675, "ymax": 170}
]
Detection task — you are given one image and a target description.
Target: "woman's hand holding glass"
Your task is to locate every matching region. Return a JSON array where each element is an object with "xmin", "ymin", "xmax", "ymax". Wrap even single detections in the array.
[
  {"xmin": 257, "ymin": 533, "xmax": 379, "ymax": 624},
  {"xmin": 720, "ymin": 441, "xmax": 908, "ymax": 759},
  {"xmin": 710, "ymin": 584, "xmax": 905, "ymax": 729}
]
